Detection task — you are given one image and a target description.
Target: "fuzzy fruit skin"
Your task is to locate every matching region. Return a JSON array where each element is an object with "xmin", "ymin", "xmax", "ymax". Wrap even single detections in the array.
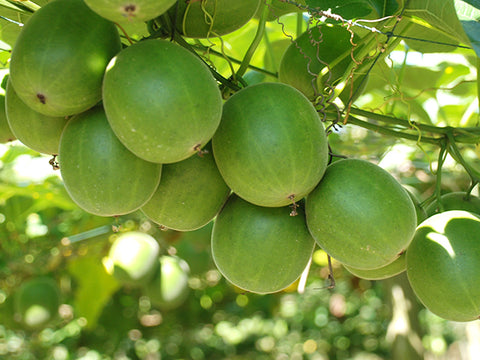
[
  {"xmin": 14, "ymin": 277, "xmax": 60, "ymax": 329},
  {"xmin": 9, "ymin": 0, "xmax": 121, "ymax": 117},
  {"xmin": 306, "ymin": 159, "xmax": 417, "ymax": 270},
  {"xmin": 425, "ymin": 192, "xmax": 480, "ymax": 217},
  {"xmin": 84, "ymin": 0, "xmax": 176, "ymax": 23},
  {"xmin": 0, "ymin": 94, "xmax": 16, "ymax": 143},
  {"xmin": 59, "ymin": 107, "xmax": 162, "ymax": 217},
  {"xmin": 344, "ymin": 252, "xmax": 406, "ymax": 280},
  {"xmin": 5, "ymin": 80, "xmax": 68, "ymax": 155},
  {"xmin": 103, "ymin": 39, "xmax": 222, "ymax": 164},
  {"xmin": 211, "ymin": 195, "xmax": 316, "ymax": 294},
  {"xmin": 107, "ymin": 232, "xmax": 160, "ymax": 286},
  {"xmin": 406, "ymin": 210, "xmax": 480, "ymax": 322},
  {"xmin": 173, "ymin": 0, "xmax": 261, "ymax": 38},
  {"xmin": 212, "ymin": 82, "xmax": 328, "ymax": 207},
  {"xmin": 141, "ymin": 143, "xmax": 230, "ymax": 231},
  {"xmin": 144, "ymin": 255, "xmax": 190, "ymax": 310}
]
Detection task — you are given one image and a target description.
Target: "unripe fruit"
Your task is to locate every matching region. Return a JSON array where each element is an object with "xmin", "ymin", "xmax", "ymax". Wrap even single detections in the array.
[
  {"xmin": 59, "ymin": 106, "xmax": 162, "ymax": 217},
  {"xmin": 144, "ymin": 255, "xmax": 190, "ymax": 310},
  {"xmin": 105, "ymin": 232, "xmax": 160, "ymax": 286},
  {"xmin": 212, "ymin": 195, "xmax": 315, "ymax": 294},
  {"xmin": 9, "ymin": 0, "xmax": 121, "ymax": 117},
  {"xmin": 14, "ymin": 277, "xmax": 60, "ymax": 329},
  {"xmin": 84, "ymin": 0, "xmax": 177, "ymax": 23},
  {"xmin": 213, "ymin": 82, "xmax": 328, "ymax": 207},
  {"xmin": 103, "ymin": 39, "xmax": 223, "ymax": 164},
  {"xmin": 141, "ymin": 143, "xmax": 230, "ymax": 231},
  {"xmin": 6, "ymin": 80, "xmax": 68, "ymax": 155},
  {"xmin": 306, "ymin": 159, "xmax": 417, "ymax": 269},
  {"xmin": 407, "ymin": 210, "xmax": 480, "ymax": 322}
]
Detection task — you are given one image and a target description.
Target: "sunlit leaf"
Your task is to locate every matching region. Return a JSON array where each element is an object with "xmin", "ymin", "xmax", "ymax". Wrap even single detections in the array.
[
  {"xmin": 454, "ymin": 0, "xmax": 480, "ymax": 56},
  {"xmin": 405, "ymin": 0, "xmax": 470, "ymax": 45},
  {"xmin": 305, "ymin": 0, "xmax": 372, "ymax": 19}
]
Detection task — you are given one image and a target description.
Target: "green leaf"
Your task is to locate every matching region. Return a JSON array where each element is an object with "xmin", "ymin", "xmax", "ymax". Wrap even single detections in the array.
[
  {"xmin": 454, "ymin": 0, "xmax": 480, "ymax": 56},
  {"xmin": 68, "ymin": 254, "xmax": 121, "ymax": 330},
  {"xmin": 0, "ymin": 0, "xmax": 29, "ymax": 13},
  {"xmin": 405, "ymin": 0, "xmax": 470, "ymax": 45},
  {"xmin": 305, "ymin": 0, "xmax": 372, "ymax": 19},
  {"xmin": 305, "ymin": 0, "xmax": 399, "ymax": 18},
  {"xmin": 460, "ymin": 0, "xmax": 480, "ymax": 9},
  {"xmin": 364, "ymin": 0, "xmax": 400, "ymax": 17}
]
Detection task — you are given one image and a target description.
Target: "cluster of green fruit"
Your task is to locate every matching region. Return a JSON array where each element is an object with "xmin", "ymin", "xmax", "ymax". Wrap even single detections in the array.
[{"xmin": 2, "ymin": 0, "xmax": 480, "ymax": 324}]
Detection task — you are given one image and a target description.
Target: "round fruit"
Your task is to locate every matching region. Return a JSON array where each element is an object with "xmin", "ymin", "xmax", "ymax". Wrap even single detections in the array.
[
  {"xmin": 59, "ymin": 106, "xmax": 162, "ymax": 217},
  {"xmin": 0, "ymin": 93, "xmax": 16, "ymax": 143},
  {"xmin": 106, "ymin": 232, "xmax": 160, "ymax": 286},
  {"xmin": 344, "ymin": 252, "xmax": 406, "ymax": 280},
  {"xmin": 144, "ymin": 255, "xmax": 190, "ymax": 310},
  {"xmin": 5, "ymin": 80, "xmax": 68, "ymax": 155},
  {"xmin": 211, "ymin": 195, "xmax": 316, "ymax": 294},
  {"xmin": 141, "ymin": 143, "xmax": 230, "ymax": 231},
  {"xmin": 103, "ymin": 39, "xmax": 223, "ymax": 164},
  {"xmin": 278, "ymin": 24, "xmax": 353, "ymax": 100},
  {"xmin": 9, "ymin": 0, "xmax": 121, "ymax": 117},
  {"xmin": 212, "ymin": 82, "xmax": 328, "ymax": 207},
  {"xmin": 425, "ymin": 192, "xmax": 480, "ymax": 216},
  {"xmin": 172, "ymin": 0, "xmax": 261, "ymax": 38},
  {"xmin": 306, "ymin": 159, "xmax": 417, "ymax": 270},
  {"xmin": 84, "ymin": 0, "xmax": 176, "ymax": 23},
  {"xmin": 14, "ymin": 277, "xmax": 60, "ymax": 329},
  {"xmin": 406, "ymin": 210, "xmax": 480, "ymax": 322}
]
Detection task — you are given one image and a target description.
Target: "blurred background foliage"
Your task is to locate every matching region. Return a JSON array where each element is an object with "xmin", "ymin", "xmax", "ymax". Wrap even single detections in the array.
[{"xmin": 1, "ymin": 0, "xmax": 480, "ymax": 359}]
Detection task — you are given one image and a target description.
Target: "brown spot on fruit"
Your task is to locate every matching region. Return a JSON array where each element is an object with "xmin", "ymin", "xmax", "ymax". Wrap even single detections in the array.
[
  {"xmin": 37, "ymin": 93, "xmax": 46, "ymax": 104},
  {"xmin": 123, "ymin": 4, "xmax": 136, "ymax": 16}
]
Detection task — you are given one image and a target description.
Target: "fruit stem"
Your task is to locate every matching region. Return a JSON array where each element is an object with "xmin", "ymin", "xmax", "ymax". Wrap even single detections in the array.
[
  {"xmin": 433, "ymin": 145, "xmax": 448, "ymax": 213},
  {"xmin": 344, "ymin": 114, "xmax": 442, "ymax": 145},
  {"xmin": 447, "ymin": 132, "xmax": 480, "ymax": 184},
  {"xmin": 236, "ymin": 0, "xmax": 272, "ymax": 78}
]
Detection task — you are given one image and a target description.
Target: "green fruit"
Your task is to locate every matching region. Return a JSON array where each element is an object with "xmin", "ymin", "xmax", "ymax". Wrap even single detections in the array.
[
  {"xmin": 406, "ymin": 210, "xmax": 480, "ymax": 322},
  {"xmin": 5, "ymin": 80, "xmax": 68, "ymax": 155},
  {"xmin": 0, "ymin": 93, "xmax": 16, "ymax": 143},
  {"xmin": 9, "ymin": 0, "xmax": 121, "ymax": 117},
  {"xmin": 141, "ymin": 143, "xmax": 230, "ymax": 231},
  {"xmin": 306, "ymin": 159, "xmax": 417, "ymax": 270},
  {"xmin": 211, "ymin": 195, "xmax": 316, "ymax": 294},
  {"xmin": 278, "ymin": 24, "xmax": 353, "ymax": 100},
  {"xmin": 106, "ymin": 231, "xmax": 160, "ymax": 285},
  {"xmin": 406, "ymin": 188, "xmax": 428, "ymax": 224},
  {"xmin": 175, "ymin": 222, "xmax": 215, "ymax": 275},
  {"xmin": 84, "ymin": 0, "xmax": 176, "ymax": 23},
  {"xmin": 425, "ymin": 192, "xmax": 480, "ymax": 216},
  {"xmin": 212, "ymin": 82, "xmax": 328, "ymax": 207},
  {"xmin": 144, "ymin": 255, "xmax": 190, "ymax": 310},
  {"xmin": 173, "ymin": 0, "xmax": 261, "ymax": 38},
  {"xmin": 344, "ymin": 252, "xmax": 406, "ymax": 280},
  {"xmin": 103, "ymin": 39, "xmax": 223, "ymax": 163},
  {"xmin": 14, "ymin": 277, "xmax": 60, "ymax": 329},
  {"xmin": 59, "ymin": 106, "xmax": 161, "ymax": 217}
]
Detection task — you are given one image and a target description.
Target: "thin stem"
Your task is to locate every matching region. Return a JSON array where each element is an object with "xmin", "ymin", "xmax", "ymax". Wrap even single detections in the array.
[
  {"xmin": 349, "ymin": 108, "xmax": 451, "ymax": 134},
  {"xmin": 446, "ymin": 133, "xmax": 480, "ymax": 183},
  {"xmin": 296, "ymin": 11, "xmax": 303, "ymax": 38},
  {"xmin": 236, "ymin": 0, "xmax": 272, "ymax": 78},
  {"xmin": 433, "ymin": 145, "xmax": 448, "ymax": 212},
  {"xmin": 345, "ymin": 115, "xmax": 442, "ymax": 145},
  {"xmin": 170, "ymin": 31, "xmax": 241, "ymax": 91}
]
